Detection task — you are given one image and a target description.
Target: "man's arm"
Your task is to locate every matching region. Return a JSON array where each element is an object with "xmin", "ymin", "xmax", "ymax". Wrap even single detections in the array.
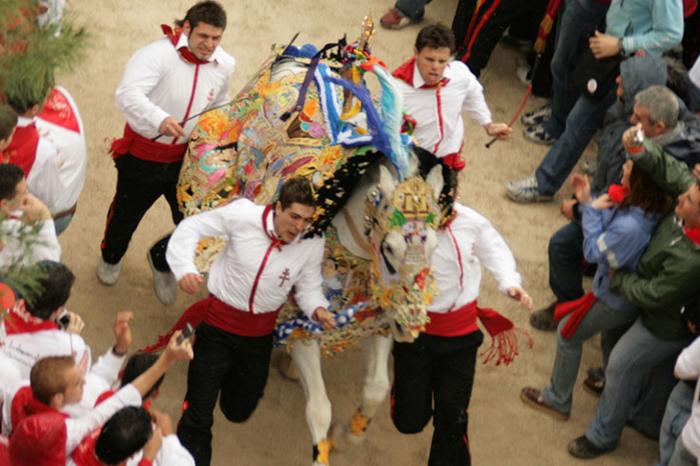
[
  {"xmin": 624, "ymin": 128, "xmax": 695, "ymax": 197},
  {"xmin": 620, "ymin": 0, "xmax": 683, "ymax": 55},
  {"xmin": 115, "ymin": 43, "xmax": 171, "ymax": 135},
  {"xmin": 293, "ymin": 238, "xmax": 330, "ymax": 320},
  {"xmin": 166, "ymin": 202, "xmax": 239, "ymax": 281}
]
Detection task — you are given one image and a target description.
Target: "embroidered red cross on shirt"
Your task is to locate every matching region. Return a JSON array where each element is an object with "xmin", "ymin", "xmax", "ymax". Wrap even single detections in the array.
[{"xmin": 278, "ymin": 268, "xmax": 291, "ymax": 287}]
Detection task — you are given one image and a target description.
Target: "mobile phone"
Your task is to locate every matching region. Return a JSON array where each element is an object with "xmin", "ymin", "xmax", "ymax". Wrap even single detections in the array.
[
  {"xmin": 56, "ymin": 310, "xmax": 70, "ymax": 329},
  {"xmin": 177, "ymin": 323, "xmax": 195, "ymax": 344}
]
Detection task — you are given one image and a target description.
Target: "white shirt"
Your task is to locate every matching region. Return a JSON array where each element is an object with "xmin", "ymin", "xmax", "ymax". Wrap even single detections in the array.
[
  {"xmin": 167, "ymin": 198, "xmax": 329, "ymax": 318},
  {"xmin": 690, "ymin": 56, "xmax": 700, "ymax": 89},
  {"xmin": 676, "ymin": 337, "xmax": 700, "ymax": 460},
  {"xmin": 0, "ymin": 218, "xmax": 61, "ymax": 268},
  {"xmin": 396, "ymin": 60, "xmax": 492, "ymax": 158},
  {"xmin": 115, "ymin": 34, "xmax": 235, "ymax": 143},
  {"xmin": 65, "ymin": 433, "xmax": 195, "ymax": 466},
  {"xmin": 429, "ymin": 204, "xmax": 522, "ymax": 312},
  {"xmin": 34, "ymin": 85, "xmax": 87, "ymax": 213}
]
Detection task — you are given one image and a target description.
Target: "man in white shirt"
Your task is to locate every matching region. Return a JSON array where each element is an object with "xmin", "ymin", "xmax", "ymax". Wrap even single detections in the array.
[
  {"xmin": 0, "ymin": 164, "xmax": 61, "ymax": 268},
  {"xmin": 166, "ymin": 176, "xmax": 333, "ymax": 466},
  {"xmin": 390, "ymin": 198, "xmax": 532, "ymax": 465},
  {"xmin": 392, "ymin": 24, "xmax": 510, "ymax": 171},
  {"xmin": 98, "ymin": 1, "xmax": 236, "ymax": 305}
]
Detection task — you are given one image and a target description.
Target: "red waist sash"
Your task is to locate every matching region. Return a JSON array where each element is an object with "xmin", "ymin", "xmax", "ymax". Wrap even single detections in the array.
[
  {"xmin": 110, "ymin": 124, "xmax": 187, "ymax": 163},
  {"xmin": 425, "ymin": 300, "xmax": 479, "ymax": 337},
  {"xmin": 554, "ymin": 291, "xmax": 597, "ymax": 339}
]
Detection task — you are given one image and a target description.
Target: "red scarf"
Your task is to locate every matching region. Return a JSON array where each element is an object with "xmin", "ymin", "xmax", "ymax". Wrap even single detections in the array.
[
  {"xmin": 70, "ymin": 428, "xmax": 102, "ymax": 466},
  {"xmin": 160, "ymin": 24, "xmax": 209, "ymax": 65},
  {"xmin": 607, "ymin": 184, "xmax": 629, "ymax": 204},
  {"xmin": 684, "ymin": 226, "xmax": 700, "ymax": 246},
  {"xmin": 392, "ymin": 57, "xmax": 450, "ymax": 88},
  {"xmin": 554, "ymin": 292, "xmax": 597, "ymax": 339},
  {"xmin": 10, "ymin": 386, "xmax": 60, "ymax": 432},
  {"xmin": 38, "ymin": 87, "xmax": 81, "ymax": 133},
  {"xmin": 3, "ymin": 301, "xmax": 58, "ymax": 335},
  {"xmin": 2, "ymin": 122, "xmax": 40, "ymax": 176}
]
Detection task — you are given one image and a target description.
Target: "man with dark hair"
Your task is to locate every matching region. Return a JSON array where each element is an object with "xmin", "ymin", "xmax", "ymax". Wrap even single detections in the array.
[
  {"xmin": 0, "ymin": 103, "xmax": 18, "ymax": 152},
  {"xmin": 98, "ymin": 0, "xmax": 235, "ymax": 305},
  {"xmin": 165, "ymin": 176, "xmax": 332, "ymax": 465},
  {"xmin": 392, "ymin": 24, "xmax": 510, "ymax": 171}
]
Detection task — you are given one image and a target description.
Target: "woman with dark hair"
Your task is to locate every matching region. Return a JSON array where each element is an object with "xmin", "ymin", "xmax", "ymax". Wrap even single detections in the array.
[{"xmin": 520, "ymin": 159, "xmax": 672, "ymax": 421}]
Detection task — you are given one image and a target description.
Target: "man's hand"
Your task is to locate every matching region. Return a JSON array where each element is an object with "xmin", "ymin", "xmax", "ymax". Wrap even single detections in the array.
[
  {"xmin": 591, "ymin": 193, "xmax": 613, "ymax": 210},
  {"xmin": 65, "ymin": 312, "xmax": 85, "ymax": 334},
  {"xmin": 560, "ymin": 198, "xmax": 578, "ymax": 220},
  {"xmin": 178, "ymin": 273, "xmax": 204, "ymax": 294},
  {"xmin": 113, "ymin": 311, "xmax": 133, "ymax": 356},
  {"xmin": 152, "ymin": 409, "xmax": 174, "ymax": 436},
  {"xmin": 142, "ymin": 426, "xmax": 163, "ymax": 461},
  {"xmin": 589, "ymin": 31, "xmax": 621, "ymax": 59},
  {"xmin": 312, "ymin": 307, "xmax": 336, "ymax": 331},
  {"xmin": 484, "ymin": 122, "xmax": 512, "ymax": 140},
  {"xmin": 158, "ymin": 116, "xmax": 185, "ymax": 139},
  {"xmin": 507, "ymin": 287, "xmax": 533, "ymax": 310},
  {"xmin": 693, "ymin": 163, "xmax": 700, "ymax": 181},
  {"xmin": 21, "ymin": 193, "xmax": 51, "ymax": 221},
  {"xmin": 163, "ymin": 330, "xmax": 194, "ymax": 364},
  {"xmin": 570, "ymin": 173, "xmax": 592, "ymax": 203}
]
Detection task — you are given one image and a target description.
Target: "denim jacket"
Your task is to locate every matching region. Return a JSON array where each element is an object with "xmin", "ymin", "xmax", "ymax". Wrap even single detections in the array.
[{"xmin": 605, "ymin": 0, "xmax": 683, "ymax": 55}]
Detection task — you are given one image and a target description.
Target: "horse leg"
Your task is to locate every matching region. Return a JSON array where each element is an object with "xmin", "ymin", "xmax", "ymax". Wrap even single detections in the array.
[
  {"xmin": 334, "ymin": 334, "xmax": 392, "ymax": 448},
  {"xmin": 290, "ymin": 340, "xmax": 333, "ymax": 466}
]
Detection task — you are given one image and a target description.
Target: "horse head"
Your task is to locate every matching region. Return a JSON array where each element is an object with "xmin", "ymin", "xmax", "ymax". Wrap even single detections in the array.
[{"xmin": 364, "ymin": 162, "xmax": 444, "ymax": 342}]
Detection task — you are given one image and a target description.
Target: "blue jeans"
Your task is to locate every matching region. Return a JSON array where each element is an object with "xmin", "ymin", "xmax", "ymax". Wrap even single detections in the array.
[
  {"xmin": 585, "ymin": 319, "xmax": 690, "ymax": 450},
  {"xmin": 655, "ymin": 381, "xmax": 695, "ymax": 466},
  {"xmin": 541, "ymin": 299, "xmax": 638, "ymax": 413},
  {"xmin": 396, "ymin": 0, "xmax": 430, "ymax": 20},
  {"xmin": 544, "ymin": 0, "xmax": 610, "ymax": 138},
  {"xmin": 535, "ymin": 88, "xmax": 616, "ymax": 196},
  {"xmin": 548, "ymin": 221, "xmax": 584, "ymax": 303},
  {"xmin": 669, "ymin": 436, "xmax": 698, "ymax": 466}
]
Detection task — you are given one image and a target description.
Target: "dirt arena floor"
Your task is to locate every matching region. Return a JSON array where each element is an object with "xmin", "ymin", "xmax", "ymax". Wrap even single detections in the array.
[{"xmin": 56, "ymin": 0, "xmax": 660, "ymax": 464}]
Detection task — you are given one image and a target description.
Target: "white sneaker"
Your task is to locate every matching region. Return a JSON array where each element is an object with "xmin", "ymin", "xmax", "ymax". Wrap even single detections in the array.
[
  {"xmin": 505, "ymin": 175, "xmax": 553, "ymax": 203},
  {"xmin": 97, "ymin": 258, "xmax": 121, "ymax": 286},
  {"xmin": 147, "ymin": 252, "xmax": 177, "ymax": 305}
]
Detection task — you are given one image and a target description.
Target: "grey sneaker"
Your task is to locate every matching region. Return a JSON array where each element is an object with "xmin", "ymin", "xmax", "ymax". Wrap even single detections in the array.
[
  {"xmin": 523, "ymin": 123, "xmax": 556, "ymax": 145},
  {"xmin": 521, "ymin": 105, "xmax": 551, "ymax": 127},
  {"xmin": 505, "ymin": 175, "xmax": 553, "ymax": 203},
  {"xmin": 147, "ymin": 252, "xmax": 177, "ymax": 305},
  {"xmin": 97, "ymin": 258, "xmax": 121, "ymax": 286}
]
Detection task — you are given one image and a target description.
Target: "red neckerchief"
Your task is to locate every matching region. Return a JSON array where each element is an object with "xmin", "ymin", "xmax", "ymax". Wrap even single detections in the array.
[
  {"xmin": 262, "ymin": 205, "xmax": 286, "ymax": 251},
  {"xmin": 684, "ymin": 226, "xmax": 700, "ymax": 246},
  {"xmin": 70, "ymin": 427, "xmax": 103, "ymax": 466},
  {"xmin": 10, "ymin": 386, "xmax": 63, "ymax": 432},
  {"xmin": 392, "ymin": 56, "xmax": 450, "ymax": 88},
  {"xmin": 160, "ymin": 24, "xmax": 209, "ymax": 65},
  {"xmin": 38, "ymin": 87, "xmax": 80, "ymax": 133},
  {"xmin": 2, "ymin": 122, "xmax": 40, "ymax": 176},
  {"xmin": 607, "ymin": 184, "xmax": 630, "ymax": 204},
  {"xmin": 3, "ymin": 301, "xmax": 58, "ymax": 335}
]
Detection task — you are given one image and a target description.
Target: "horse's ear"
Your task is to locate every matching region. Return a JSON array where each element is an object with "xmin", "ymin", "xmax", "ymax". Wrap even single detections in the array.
[
  {"xmin": 426, "ymin": 165, "xmax": 444, "ymax": 200},
  {"xmin": 378, "ymin": 165, "xmax": 397, "ymax": 194}
]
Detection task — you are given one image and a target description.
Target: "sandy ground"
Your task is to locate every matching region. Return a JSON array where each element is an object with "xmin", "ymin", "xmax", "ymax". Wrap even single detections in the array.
[{"xmin": 55, "ymin": 0, "xmax": 659, "ymax": 464}]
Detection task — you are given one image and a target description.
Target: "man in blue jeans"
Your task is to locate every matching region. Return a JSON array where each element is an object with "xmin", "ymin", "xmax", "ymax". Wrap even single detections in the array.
[
  {"xmin": 380, "ymin": 0, "xmax": 431, "ymax": 29},
  {"xmin": 507, "ymin": 0, "xmax": 684, "ymax": 203}
]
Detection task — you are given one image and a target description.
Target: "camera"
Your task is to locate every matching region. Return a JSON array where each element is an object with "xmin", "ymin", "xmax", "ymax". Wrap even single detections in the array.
[{"xmin": 56, "ymin": 310, "xmax": 70, "ymax": 329}]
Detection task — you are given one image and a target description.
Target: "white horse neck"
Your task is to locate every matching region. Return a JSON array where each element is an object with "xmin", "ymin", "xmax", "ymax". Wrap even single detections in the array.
[{"xmin": 331, "ymin": 168, "xmax": 377, "ymax": 261}]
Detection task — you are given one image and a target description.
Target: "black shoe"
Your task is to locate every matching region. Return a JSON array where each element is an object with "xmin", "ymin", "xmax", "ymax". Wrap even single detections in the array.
[
  {"xmin": 529, "ymin": 302, "xmax": 557, "ymax": 331},
  {"xmin": 567, "ymin": 435, "xmax": 613, "ymax": 459},
  {"xmin": 583, "ymin": 367, "xmax": 605, "ymax": 397}
]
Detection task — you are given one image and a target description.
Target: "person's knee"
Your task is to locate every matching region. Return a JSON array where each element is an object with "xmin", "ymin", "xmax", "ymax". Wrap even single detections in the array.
[
  {"xmin": 392, "ymin": 405, "xmax": 431, "ymax": 434},
  {"xmin": 220, "ymin": 395, "xmax": 261, "ymax": 423}
]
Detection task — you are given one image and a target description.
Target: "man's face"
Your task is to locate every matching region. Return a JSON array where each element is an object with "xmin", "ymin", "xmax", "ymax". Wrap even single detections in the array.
[
  {"xmin": 184, "ymin": 21, "xmax": 224, "ymax": 61},
  {"xmin": 61, "ymin": 365, "xmax": 85, "ymax": 406},
  {"xmin": 630, "ymin": 104, "xmax": 666, "ymax": 138},
  {"xmin": 415, "ymin": 46, "xmax": 451, "ymax": 87},
  {"xmin": 273, "ymin": 202, "xmax": 315, "ymax": 243},
  {"xmin": 1, "ymin": 178, "xmax": 27, "ymax": 214},
  {"xmin": 676, "ymin": 185, "xmax": 700, "ymax": 228},
  {"xmin": 0, "ymin": 127, "xmax": 16, "ymax": 152}
]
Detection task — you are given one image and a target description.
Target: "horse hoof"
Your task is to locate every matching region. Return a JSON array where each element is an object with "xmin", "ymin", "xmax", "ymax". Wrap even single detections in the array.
[
  {"xmin": 277, "ymin": 352, "xmax": 300, "ymax": 381},
  {"xmin": 330, "ymin": 423, "xmax": 366, "ymax": 451}
]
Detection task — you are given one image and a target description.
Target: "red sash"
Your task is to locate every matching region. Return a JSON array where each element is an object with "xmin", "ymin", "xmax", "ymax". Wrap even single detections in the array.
[
  {"xmin": 2, "ymin": 123, "xmax": 40, "ymax": 176},
  {"xmin": 38, "ymin": 87, "xmax": 81, "ymax": 134},
  {"xmin": 10, "ymin": 386, "xmax": 59, "ymax": 432},
  {"xmin": 109, "ymin": 124, "xmax": 188, "ymax": 163},
  {"xmin": 3, "ymin": 301, "xmax": 58, "ymax": 335},
  {"xmin": 554, "ymin": 292, "xmax": 597, "ymax": 339}
]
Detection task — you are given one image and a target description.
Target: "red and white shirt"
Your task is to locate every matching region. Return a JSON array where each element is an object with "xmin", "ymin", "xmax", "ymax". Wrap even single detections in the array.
[
  {"xmin": 429, "ymin": 203, "xmax": 522, "ymax": 312},
  {"xmin": 393, "ymin": 58, "xmax": 492, "ymax": 158},
  {"xmin": 167, "ymin": 198, "xmax": 329, "ymax": 318},
  {"xmin": 115, "ymin": 34, "xmax": 235, "ymax": 143}
]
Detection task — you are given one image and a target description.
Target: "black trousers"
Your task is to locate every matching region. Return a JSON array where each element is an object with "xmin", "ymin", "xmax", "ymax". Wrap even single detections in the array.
[
  {"xmin": 177, "ymin": 323, "xmax": 273, "ymax": 466},
  {"xmin": 100, "ymin": 154, "xmax": 183, "ymax": 271},
  {"xmin": 392, "ymin": 331, "xmax": 484, "ymax": 466}
]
